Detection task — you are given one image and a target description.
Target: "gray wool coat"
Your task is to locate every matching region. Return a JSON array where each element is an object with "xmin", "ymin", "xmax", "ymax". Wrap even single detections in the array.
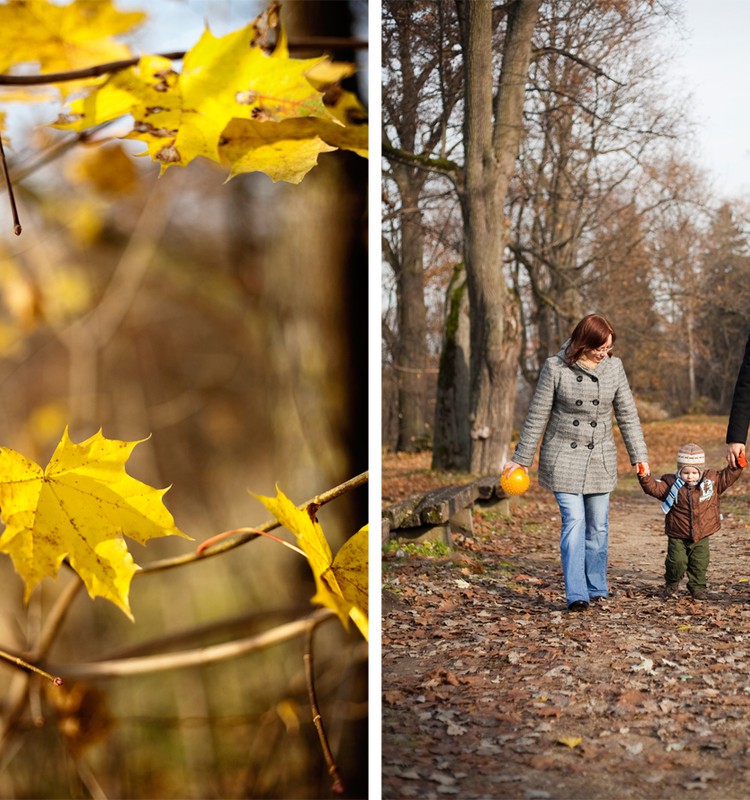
[{"xmin": 512, "ymin": 344, "xmax": 648, "ymax": 494}]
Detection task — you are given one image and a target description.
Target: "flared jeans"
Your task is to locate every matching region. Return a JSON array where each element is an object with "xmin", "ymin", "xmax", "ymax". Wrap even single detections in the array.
[{"xmin": 554, "ymin": 492, "xmax": 610, "ymax": 605}]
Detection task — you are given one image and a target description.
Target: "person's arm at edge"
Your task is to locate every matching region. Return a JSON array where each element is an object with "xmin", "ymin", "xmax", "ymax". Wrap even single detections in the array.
[{"xmin": 726, "ymin": 333, "xmax": 750, "ymax": 467}]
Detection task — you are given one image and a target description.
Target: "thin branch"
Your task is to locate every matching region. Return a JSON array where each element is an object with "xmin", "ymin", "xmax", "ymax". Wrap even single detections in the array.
[
  {"xmin": 0, "ymin": 649, "xmax": 61, "ymax": 685},
  {"xmin": 532, "ymin": 45, "xmax": 625, "ymax": 86},
  {"xmin": 0, "ymin": 134, "xmax": 21, "ymax": 235},
  {"xmin": 145, "ymin": 470, "xmax": 368, "ymax": 573},
  {"xmin": 99, "ymin": 605, "xmax": 315, "ymax": 660},
  {"xmin": 383, "ymin": 141, "xmax": 461, "ymax": 182},
  {"xmin": 0, "ymin": 38, "xmax": 368, "ymax": 86},
  {"xmin": 0, "ymin": 52, "xmax": 186, "ymax": 85},
  {"xmin": 43, "ymin": 608, "xmax": 335, "ymax": 679},
  {"xmin": 305, "ymin": 619, "xmax": 344, "ymax": 795},
  {"xmin": 9, "ymin": 123, "xmax": 117, "ymax": 183},
  {"xmin": 0, "ymin": 573, "xmax": 81, "ymax": 756},
  {"xmin": 31, "ymin": 574, "xmax": 85, "ymax": 660}
]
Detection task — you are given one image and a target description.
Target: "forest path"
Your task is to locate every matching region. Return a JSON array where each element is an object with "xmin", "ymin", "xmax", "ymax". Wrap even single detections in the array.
[{"xmin": 382, "ymin": 445, "xmax": 750, "ymax": 799}]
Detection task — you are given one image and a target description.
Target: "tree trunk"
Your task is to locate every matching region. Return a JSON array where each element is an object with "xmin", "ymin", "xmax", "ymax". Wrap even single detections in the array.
[
  {"xmin": 395, "ymin": 184, "xmax": 429, "ymax": 451},
  {"xmin": 459, "ymin": 0, "xmax": 539, "ymax": 474},
  {"xmin": 432, "ymin": 263, "xmax": 471, "ymax": 470}
]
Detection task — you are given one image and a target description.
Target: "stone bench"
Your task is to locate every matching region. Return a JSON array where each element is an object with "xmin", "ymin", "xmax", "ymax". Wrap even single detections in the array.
[{"xmin": 382, "ymin": 476, "xmax": 509, "ymax": 546}]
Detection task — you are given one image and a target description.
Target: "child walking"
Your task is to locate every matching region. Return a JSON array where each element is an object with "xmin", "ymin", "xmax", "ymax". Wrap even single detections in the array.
[{"xmin": 638, "ymin": 443, "xmax": 743, "ymax": 600}]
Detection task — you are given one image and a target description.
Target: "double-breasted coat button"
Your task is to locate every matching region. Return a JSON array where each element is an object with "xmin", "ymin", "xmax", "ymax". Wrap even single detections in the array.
[
  {"xmin": 592, "ymin": 399, "xmax": 600, "ymax": 405},
  {"xmin": 591, "ymin": 376, "xmax": 598, "ymax": 382},
  {"xmin": 576, "ymin": 375, "xmax": 583, "ymax": 382},
  {"xmin": 590, "ymin": 421, "xmax": 597, "ymax": 427},
  {"xmin": 573, "ymin": 419, "xmax": 580, "ymax": 427},
  {"xmin": 576, "ymin": 399, "xmax": 583, "ymax": 406},
  {"xmin": 570, "ymin": 442, "xmax": 577, "ymax": 448},
  {"xmin": 587, "ymin": 443, "xmax": 594, "ymax": 449}
]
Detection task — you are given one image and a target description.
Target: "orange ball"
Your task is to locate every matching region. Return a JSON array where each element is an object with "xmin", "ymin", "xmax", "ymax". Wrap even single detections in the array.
[{"xmin": 501, "ymin": 467, "xmax": 530, "ymax": 496}]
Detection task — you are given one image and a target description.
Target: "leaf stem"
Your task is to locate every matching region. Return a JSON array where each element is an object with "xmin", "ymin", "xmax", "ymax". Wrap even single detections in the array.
[{"xmin": 197, "ymin": 527, "xmax": 305, "ymax": 558}]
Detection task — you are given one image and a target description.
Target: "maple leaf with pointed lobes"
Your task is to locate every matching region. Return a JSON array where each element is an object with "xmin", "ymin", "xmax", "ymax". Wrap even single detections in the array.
[
  {"xmin": 0, "ymin": 428, "xmax": 190, "ymax": 619},
  {"xmin": 255, "ymin": 487, "xmax": 368, "ymax": 640},
  {"xmin": 52, "ymin": 3, "xmax": 367, "ymax": 182},
  {"xmin": 54, "ymin": 18, "xmax": 330, "ymax": 171},
  {"xmin": 0, "ymin": 0, "xmax": 144, "ymax": 85}
]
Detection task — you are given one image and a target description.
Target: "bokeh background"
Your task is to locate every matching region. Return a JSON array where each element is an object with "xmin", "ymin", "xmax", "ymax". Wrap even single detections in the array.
[{"xmin": 0, "ymin": 1, "xmax": 369, "ymax": 797}]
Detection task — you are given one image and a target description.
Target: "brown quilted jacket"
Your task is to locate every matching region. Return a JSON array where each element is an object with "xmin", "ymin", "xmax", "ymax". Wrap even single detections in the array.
[{"xmin": 638, "ymin": 466, "xmax": 743, "ymax": 542}]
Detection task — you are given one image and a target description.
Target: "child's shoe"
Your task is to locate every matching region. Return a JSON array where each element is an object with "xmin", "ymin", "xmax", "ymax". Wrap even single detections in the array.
[
  {"xmin": 689, "ymin": 587, "xmax": 706, "ymax": 601},
  {"xmin": 662, "ymin": 582, "xmax": 679, "ymax": 598}
]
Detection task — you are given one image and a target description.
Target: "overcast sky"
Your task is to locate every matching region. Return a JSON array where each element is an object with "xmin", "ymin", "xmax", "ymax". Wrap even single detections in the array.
[{"xmin": 667, "ymin": 0, "xmax": 750, "ymax": 198}]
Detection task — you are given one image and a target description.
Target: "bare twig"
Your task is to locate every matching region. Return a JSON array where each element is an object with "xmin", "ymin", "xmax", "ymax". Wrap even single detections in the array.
[
  {"xmin": 532, "ymin": 45, "xmax": 625, "ymax": 86},
  {"xmin": 0, "ymin": 134, "xmax": 21, "ymax": 234},
  {"xmin": 0, "ymin": 52, "xmax": 186, "ymax": 85},
  {"xmin": 0, "ymin": 37, "xmax": 368, "ymax": 86},
  {"xmin": 152, "ymin": 470, "xmax": 368, "ymax": 572},
  {"xmin": 10, "ymin": 122, "xmax": 122, "ymax": 183},
  {"xmin": 305, "ymin": 619, "xmax": 345, "ymax": 794},
  {"xmin": 0, "ymin": 575, "xmax": 83, "ymax": 758},
  {"xmin": 33, "ymin": 567, "xmax": 85, "ymax": 660},
  {"xmin": 74, "ymin": 757, "xmax": 109, "ymax": 800},
  {"xmin": 0, "ymin": 648, "xmax": 61, "ymax": 685},
  {"xmin": 43, "ymin": 608, "xmax": 335, "ymax": 680}
]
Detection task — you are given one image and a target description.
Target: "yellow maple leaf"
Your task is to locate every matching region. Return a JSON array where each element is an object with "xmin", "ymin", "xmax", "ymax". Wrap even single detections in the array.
[
  {"xmin": 55, "ymin": 18, "xmax": 330, "ymax": 173},
  {"xmin": 304, "ymin": 62, "xmax": 369, "ymax": 158},
  {"xmin": 319, "ymin": 88, "xmax": 368, "ymax": 157},
  {"xmin": 55, "ymin": 54, "xmax": 178, "ymax": 137},
  {"xmin": 0, "ymin": 0, "xmax": 144, "ymax": 90},
  {"xmin": 255, "ymin": 486, "xmax": 368, "ymax": 640},
  {"xmin": 0, "ymin": 428, "xmax": 189, "ymax": 619},
  {"xmin": 219, "ymin": 118, "xmax": 336, "ymax": 183},
  {"xmin": 52, "ymin": 3, "xmax": 369, "ymax": 178}
]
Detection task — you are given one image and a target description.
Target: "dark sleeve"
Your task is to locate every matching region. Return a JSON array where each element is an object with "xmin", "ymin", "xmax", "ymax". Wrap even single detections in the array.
[{"xmin": 727, "ymin": 333, "xmax": 750, "ymax": 444}]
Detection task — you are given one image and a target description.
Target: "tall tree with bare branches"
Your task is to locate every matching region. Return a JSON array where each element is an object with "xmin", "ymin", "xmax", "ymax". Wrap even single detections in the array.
[
  {"xmin": 456, "ymin": 0, "xmax": 540, "ymax": 474},
  {"xmin": 383, "ymin": 0, "xmax": 462, "ymax": 452}
]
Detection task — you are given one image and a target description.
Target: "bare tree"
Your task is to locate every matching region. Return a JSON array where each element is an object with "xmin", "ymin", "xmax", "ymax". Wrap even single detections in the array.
[
  {"xmin": 510, "ymin": 0, "xmax": 686, "ymax": 380},
  {"xmin": 382, "ymin": 0, "xmax": 462, "ymax": 452},
  {"xmin": 695, "ymin": 203, "xmax": 750, "ymax": 410},
  {"xmin": 455, "ymin": 0, "xmax": 540, "ymax": 474}
]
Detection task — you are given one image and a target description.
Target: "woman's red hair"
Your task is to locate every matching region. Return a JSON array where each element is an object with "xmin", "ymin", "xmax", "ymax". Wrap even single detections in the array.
[{"xmin": 564, "ymin": 314, "xmax": 616, "ymax": 365}]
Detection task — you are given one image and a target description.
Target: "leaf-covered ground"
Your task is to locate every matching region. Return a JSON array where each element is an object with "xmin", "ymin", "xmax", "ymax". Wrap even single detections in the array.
[{"xmin": 382, "ymin": 417, "xmax": 750, "ymax": 799}]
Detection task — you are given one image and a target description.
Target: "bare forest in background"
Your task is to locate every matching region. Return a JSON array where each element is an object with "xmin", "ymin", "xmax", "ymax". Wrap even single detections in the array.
[
  {"xmin": 382, "ymin": 0, "xmax": 750, "ymax": 470},
  {"xmin": 0, "ymin": 1, "xmax": 368, "ymax": 798}
]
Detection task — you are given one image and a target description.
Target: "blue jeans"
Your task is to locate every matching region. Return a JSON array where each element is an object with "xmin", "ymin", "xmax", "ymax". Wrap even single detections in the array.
[{"xmin": 554, "ymin": 492, "xmax": 610, "ymax": 605}]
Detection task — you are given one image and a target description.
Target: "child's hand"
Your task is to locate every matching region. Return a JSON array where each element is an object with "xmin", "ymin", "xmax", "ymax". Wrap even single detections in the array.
[{"xmin": 636, "ymin": 462, "xmax": 650, "ymax": 477}]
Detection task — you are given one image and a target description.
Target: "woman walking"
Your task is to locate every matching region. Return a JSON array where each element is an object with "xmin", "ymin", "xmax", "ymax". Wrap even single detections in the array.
[{"xmin": 503, "ymin": 314, "xmax": 649, "ymax": 612}]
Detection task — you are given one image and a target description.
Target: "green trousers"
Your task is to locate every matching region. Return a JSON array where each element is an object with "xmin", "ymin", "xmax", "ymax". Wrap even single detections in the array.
[{"xmin": 665, "ymin": 536, "xmax": 710, "ymax": 590}]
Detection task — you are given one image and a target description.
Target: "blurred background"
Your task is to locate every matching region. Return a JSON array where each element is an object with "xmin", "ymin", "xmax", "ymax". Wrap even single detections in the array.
[{"xmin": 0, "ymin": 1, "xmax": 369, "ymax": 797}]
